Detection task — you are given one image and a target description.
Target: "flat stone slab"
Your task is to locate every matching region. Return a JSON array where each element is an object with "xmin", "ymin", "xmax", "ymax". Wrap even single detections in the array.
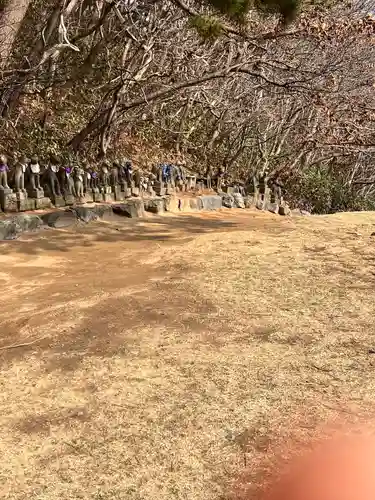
[
  {"xmin": 35, "ymin": 197, "xmax": 52, "ymax": 210},
  {"xmin": 0, "ymin": 219, "xmax": 22, "ymax": 240},
  {"xmin": 72, "ymin": 206, "xmax": 99, "ymax": 223},
  {"xmin": 92, "ymin": 204, "xmax": 114, "ymax": 219},
  {"xmin": 112, "ymin": 199, "xmax": 144, "ymax": 218},
  {"xmin": 13, "ymin": 214, "xmax": 43, "ymax": 232},
  {"xmin": 198, "ymin": 195, "xmax": 222, "ymax": 211},
  {"xmin": 41, "ymin": 210, "xmax": 78, "ymax": 228},
  {"xmin": 144, "ymin": 198, "xmax": 164, "ymax": 214}
]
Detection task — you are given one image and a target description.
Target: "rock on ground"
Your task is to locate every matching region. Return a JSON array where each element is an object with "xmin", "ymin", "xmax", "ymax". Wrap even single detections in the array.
[
  {"xmin": 112, "ymin": 199, "xmax": 144, "ymax": 218},
  {"xmin": 13, "ymin": 214, "xmax": 43, "ymax": 231},
  {"xmin": 144, "ymin": 198, "xmax": 164, "ymax": 214},
  {"xmin": 220, "ymin": 193, "xmax": 235, "ymax": 208},
  {"xmin": 279, "ymin": 205, "xmax": 291, "ymax": 216},
  {"xmin": 198, "ymin": 195, "xmax": 222, "ymax": 211},
  {"xmin": 0, "ymin": 219, "xmax": 22, "ymax": 240},
  {"xmin": 232, "ymin": 193, "xmax": 245, "ymax": 209},
  {"xmin": 72, "ymin": 206, "xmax": 99, "ymax": 223},
  {"xmin": 41, "ymin": 210, "xmax": 78, "ymax": 228}
]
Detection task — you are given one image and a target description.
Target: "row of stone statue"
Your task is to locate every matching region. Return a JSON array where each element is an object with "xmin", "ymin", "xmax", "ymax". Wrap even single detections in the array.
[{"xmin": 0, "ymin": 154, "xmax": 195, "ymax": 198}]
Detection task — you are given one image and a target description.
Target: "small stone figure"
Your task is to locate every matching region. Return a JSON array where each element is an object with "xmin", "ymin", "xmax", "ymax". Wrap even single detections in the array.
[
  {"xmin": 268, "ymin": 176, "xmax": 283, "ymax": 203},
  {"xmin": 151, "ymin": 163, "xmax": 162, "ymax": 183},
  {"xmin": 42, "ymin": 155, "xmax": 61, "ymax": 197},
  {"xmin": 83, "ymin": 169, "xmax": 92, "ymax": 192},
  {"xmin": 74, "ymin": 166, "xmax": 84, "ymax": 198},
  {"xmin": 100, "ymin": 162, "xmax": 110, "ymax": 187},
  {"xmin": 124, "ymin": 160, "xmax": 133, "ymax": 186},
  {"xmin": 91, "ymin": 171, "xmax": 99, "ymax": 190},
  {"xmin": 133, "ymin": 169, "xmax": 142, "ymax": 190},
  {"xmin": 111, "ymin": 160, "xmax": 119, "ymax": 186},
  {"xmin": 0, "ymin": 154, "xmax": 10, "ymax": 189},
  {"xmin": 28, "ymin": 155, "xmax": 42, "ymax": 191},
  {"xmin": 13, "ymin": 154, "xmax": 28, "ymax": 193},
  {"xmin": 118, "ymin": 163, "xmax": 128, "ymax": 191},
  {"xmin": 206, "ymin": 165, "xmax": 213, "ymax": 190},
  {"xmin": 65, "ymin": 166, "xmax": 76, "ymax": 196},
  {"xmin": 216, "ymin": 166, "xmax": 224, "ymax": 192}
]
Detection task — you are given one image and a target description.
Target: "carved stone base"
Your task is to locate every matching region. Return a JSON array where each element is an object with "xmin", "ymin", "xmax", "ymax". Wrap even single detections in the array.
[
  {"xmin": 154, "ymin": 183, "xmax": 166, "ymax": 196},
  {"xmin": 76, "ymin": 197, "xmax": 85, "ymax": 205},
  {"xmin": 131, "ymin": 187, "xmax": 140, "ymax": 197},
  {"xmin": 24, "ymin": 198, "xmax": 36, "ymax": 211},
  {"xmin": 64, "ymin": 194, "xmax": 75, "ymax": 206},
  {"xmin": 51, "ymin": 195, "xmax": 65, "ymax": 208},
  {"xmin": 124, "ymin": 188, "xmax": 132, "ymax": 198},
  {"xmin": 35, "ymin": 197, "xmax": 52, "ymax": 210},
  {"xmin": 28, "ymin": 188, "xmax": 44, "ymax": 199},
  {"xmin": 83, "ymin": 192, "xmax": 94, "ymax": 203},
  {"xmin": 16, "ymin": 191, "xmax": 28, "ymax": 212},
  {"xmin": 104, "ymin": 186, "xmax": 112, "ymax": 194},
  {"xmin": 166, "ymin": 184, "xmax": 174, "ymax": 195},
  {"xmin": 0, "ymin": 189, "xmax": 17, "ymax": 212},
  {"xmin": 113, "ymin": 186, "xmax": 124, "ymax": 201},
  {"xmin": 103, "ymin": 193, "xmax": 114, "ymax": 203},
  {"xmin": 93, "ymin": 192, "xmax": 104, "ymax": 202}
]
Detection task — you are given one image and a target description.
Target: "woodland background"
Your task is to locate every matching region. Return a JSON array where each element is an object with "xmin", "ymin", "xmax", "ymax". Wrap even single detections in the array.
[{"xmin": 1, "ymin": 0, "xmax": 375, "ymax": 212}]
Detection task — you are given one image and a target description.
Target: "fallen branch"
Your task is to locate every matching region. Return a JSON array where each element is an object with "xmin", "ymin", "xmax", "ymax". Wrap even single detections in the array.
[{"xmin": 0, "ymin": 337, "xmax": 47, "ymax": 351}]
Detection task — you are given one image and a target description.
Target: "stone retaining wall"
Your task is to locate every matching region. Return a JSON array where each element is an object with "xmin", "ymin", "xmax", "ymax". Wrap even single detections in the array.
[{"xmin": 0, "ymin": 192, "xmax": 292, "ymax": 240}]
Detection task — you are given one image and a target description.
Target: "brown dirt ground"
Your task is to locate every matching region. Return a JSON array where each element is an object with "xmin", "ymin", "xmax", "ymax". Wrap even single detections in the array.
[{"xmin": 1, "ymin": 209, "xmax": 375, "ymax": 499}]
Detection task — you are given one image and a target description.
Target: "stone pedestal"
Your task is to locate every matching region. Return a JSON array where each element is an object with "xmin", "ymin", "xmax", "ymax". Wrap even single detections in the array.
[
  {"xmin": 51, "ymin": 195, "xmax": 65, "ymax": 208},
  {"xmin": 0, "ymin": 188, "xmax": 17, "ymax": 212},
  {"xmin": 112, "ymin": 185, "xmax": 123, "ymax": 201},
  {"xmin": 131, "ymin": 187, "xmax": 140, "ymax": 197},
  {"xmin": 104, "ymin": 186, "xmax": 112, "ymax": 194},
  {"xmin": 35, "ymin": 197, "xmax": 52, "ymax": 210},
  {"xmin": 154, "ymin": 182, "xmax": 166, "ymax": 196},
  {"xmin": 16, "ymin": 191, "xmax": 28, "ymax": 211},
  {"xmin": 64, "ymin": 194, "xmax": 75, "ymax": 206},
  {"xmin": 28, "ymin": 188, "xmax": 44, "ymax": 199},
  {"xmin": 24, "ymin": 198, "xmax": 36, "ymax": 211},
  {"xmin": 124, "ymin": 188, "xmax": 132, "ymax": 198},
  {"xmin": 103, "ymin": 193, "xmax": 114, "ymax": 203},
  {"xmin": 84, "ymin": 191, "xmax": 94, "ymax": 203},
  {"xmin": 93, "ymin": 192, "xmax": 104, "ymax": 202}
]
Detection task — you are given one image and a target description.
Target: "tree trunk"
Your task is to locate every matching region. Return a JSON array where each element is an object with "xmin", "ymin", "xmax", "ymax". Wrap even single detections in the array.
[{"xmin": 0, "ymin": 0, "xmax": 31, "ymax": 66}]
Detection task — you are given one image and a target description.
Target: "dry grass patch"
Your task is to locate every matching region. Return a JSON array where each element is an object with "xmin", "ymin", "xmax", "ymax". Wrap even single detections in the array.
[{"xmin": 0, "ymin": 210, "xmax": 375, "ymax": 499}]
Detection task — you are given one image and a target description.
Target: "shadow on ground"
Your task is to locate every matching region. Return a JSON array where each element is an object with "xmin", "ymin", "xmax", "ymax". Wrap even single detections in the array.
[{"xmin": 0, "ymin": 213, "xmax": 242, "ymax": 255}]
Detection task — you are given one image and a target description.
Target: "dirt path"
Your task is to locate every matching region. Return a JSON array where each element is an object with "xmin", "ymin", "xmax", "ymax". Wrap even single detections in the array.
[{"xmin": 1, "ymin": 209, "xmax": 375, "ymax": 500}]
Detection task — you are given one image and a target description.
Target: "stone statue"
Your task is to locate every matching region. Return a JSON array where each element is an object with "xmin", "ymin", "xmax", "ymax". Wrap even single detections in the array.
[
  {"xmin": 13, "ymin": 154, "xmax": 28, "ymax": 193},
  {"xmin": 27, "ymin": 155, "xmax": 42, "ymax": 191},
  {"xmin": 151, "ymin": 164, "xmax": 161, "ymax": 183},
  {"xmin": 83, "ymin": 169, "xmax": 92, "ymax": 192},
  {"xmin": 206, "ymin": 166, "xmax": 213, "ymax": 190},
  {"xmin": 42, "ymin": 155, "xmax": 61, "ymax": 197},
  {"xmin": 91, "ymin": 171, "xmax": 99, "ymax": 189},
  {"xmin": 133, "ymin": 169, "xmax": 142, "ymax": 190},
  {"xmin": 100, "ymin": 162, "xmax": 110, "ymax": 187},
  {"xmin": 74, "ymin": 166, "xmax": 84, "ymax": 198},
  {"xmin": 65, "ymin": 166, "xmax": 77, "ymax": 196},
  {"xmin": 124, "ymin": 160, "xmax": 133, "ymax": 186},
  {"xmin": 216, "ymin": 166, "xmax": 224, "ymax": 192},
  {"xmin": 111, "ymin": 160, "xmax": 120, "ymax": 186},
  {"xmin": 0, "ymin": 154, "xmax": 10, "ymax": 189}
]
